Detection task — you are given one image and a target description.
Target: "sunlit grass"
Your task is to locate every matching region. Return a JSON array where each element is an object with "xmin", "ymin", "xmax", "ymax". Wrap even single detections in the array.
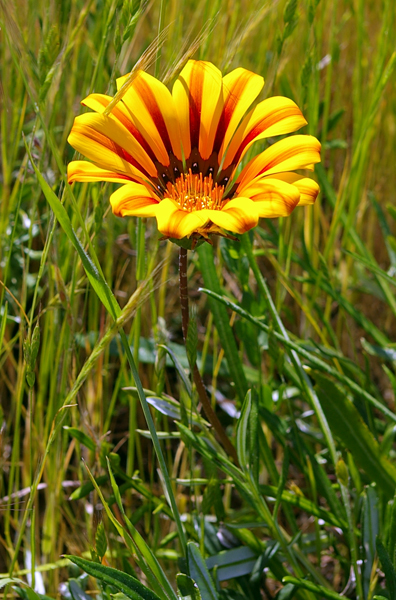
[{"xmin": 1, "ymin": 0, "xmax": 396, "ymax": 598}]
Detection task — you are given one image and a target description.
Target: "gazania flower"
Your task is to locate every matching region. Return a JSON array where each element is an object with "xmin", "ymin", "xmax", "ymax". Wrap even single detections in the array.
[{"xmin": 67, "ymin": 60, "xmax": 321, "ymax": 242}]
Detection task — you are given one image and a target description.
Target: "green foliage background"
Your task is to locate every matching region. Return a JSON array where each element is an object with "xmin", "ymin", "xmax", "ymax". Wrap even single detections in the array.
[{"xmin": 1, "ymin": 0, "xmax": 396, "ymax": 598}]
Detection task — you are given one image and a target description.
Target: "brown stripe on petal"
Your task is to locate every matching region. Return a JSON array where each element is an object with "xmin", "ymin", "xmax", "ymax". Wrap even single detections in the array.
[
  {"xmin": 82, "ymin": 95, "xmax": 157, "ymax": 163},
  {"xmin": 255, "ymin": 145, "xmax": 308, "ymax": 177},
  {"xmin": 98, "ymin": 171, "xmax": 134, "ymax": 181},
  {"xmin": 133, "ymin": 76, "xmax": 173, "ymax": 154},
  {"xmin": 213, "ymin": 70, "xmax": 255, "ymax": 153},
  {"xmin": 188, "ymin": 63, "xmax": 203, "ymax": 150},
  {"xmin": 114, "ymin": 105, "xmax": 158, "ymax": 163},
  {"xmin": 120, "ymin": 196, "xmax": 159, "ymax": 214},
  {"xmin": 233, "ymin": 105, "xmax": 303, "ymax": 165},
  {"xmin": 73, "ymin": 123, "xmax": 151, "ymax": 178},
  {"xmin": 227, "ymin": 208, "xmax": 253, "ymax": 232}
]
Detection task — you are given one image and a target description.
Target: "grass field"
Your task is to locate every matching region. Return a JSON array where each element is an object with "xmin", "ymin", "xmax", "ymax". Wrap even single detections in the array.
[{"xmin": 1, "ymin": 0, "xmax": 396, "ymax": 598}]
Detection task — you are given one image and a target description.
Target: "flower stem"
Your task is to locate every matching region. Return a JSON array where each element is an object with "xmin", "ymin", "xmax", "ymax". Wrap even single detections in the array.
[{"xmin": 179, "ymin": 247, "xmax": 239, "ymax": 466}]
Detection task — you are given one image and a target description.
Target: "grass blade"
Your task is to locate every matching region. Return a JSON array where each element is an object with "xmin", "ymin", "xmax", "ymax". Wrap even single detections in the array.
[{"xmin": 28, "ymin": 149, "xmax": 187, "ymax": 555}]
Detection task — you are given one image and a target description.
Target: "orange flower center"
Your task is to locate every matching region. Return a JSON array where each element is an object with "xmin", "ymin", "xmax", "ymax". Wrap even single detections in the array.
[{"xmin": 164, "ymin": 170, "xmax": 225, "ymax": 212}]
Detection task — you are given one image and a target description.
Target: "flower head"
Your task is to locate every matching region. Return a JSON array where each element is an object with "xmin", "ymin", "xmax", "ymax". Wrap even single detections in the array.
[{"xmin": 67, "ymin": 60, "xmax": 321, "ymax": 243}]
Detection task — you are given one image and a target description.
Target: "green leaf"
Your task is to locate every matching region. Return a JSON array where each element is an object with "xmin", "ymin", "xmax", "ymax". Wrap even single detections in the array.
[
  {"xmin": 235, "ymin": 389, "xmax": 259, "ymax": 483},
  {"xmin": 385, "ymin": 491, "xmax": 396, "ymax": 561},
  {"xmin": 158, "ymin": 344, "xmax": 192, "ymax": 397},
  {"xmin": 202, "ymin": 478, "xmax": 225, "ymax": 521},
  {"xmin": 145, "ymin": 395, "xmax": 207, "ymax": 428},
  {"xmin": 236, "ymin": 390, "xmax": 252, "ymax": 471},
  {"xmin": 323, "ymin": 139, "xmax": 348, "ymax": 150},
  {"xmin": 259, "ymin": 486, "xmax": 346, "ymax": 529},
  {"xmin": 274, "ymin": 447, "xmax": 289, "ymax": 521},
  {"xmin": 186, "ymin": 316, "xmax": 198, "ymax": 370},
  {"xmin": 313, "ymin": 372, "xmax": 396, "ymax": 498},
  {"xmin": 69, "ymin": 580, "xmax": 92, "ymax": 600},
  {"xmin": 65, "ymin": 556, "xmax": 162, "ymax": 600},
  {"xmin": 274, "ymin": 583, "xmax": 296, "ymax": 599},
  {"xmin": 335, "ymin": 458, "xmax": 349, "ymax": 487},
  {"xmin": 30, "ymin": 321, "xmax": 40, "ymax": 363},
  {"xmin": 282, "ymin": 577, "xmax": 344, "ymax": 599},
  {"xmin": 177, "ymin": 423, "xmax": 243, "ymax": 484},
  {"xmin": 343, "ymin": 249, "xmax": 396, "ymax": 289},
  {"xmin": 0, "ymin": 578, "xmax": 26, "ymax": 590},
  {"xmin": 69, "ymin": 475, "xmax": 108, "ymax": 501},
  {"xmin": 206, "ymin": 546, "xmax": 258, "ymax": 582},
  {"xmin": 22, "ymin": 588, "xmax": 41, "ymax": 600},
  {"xmin": 24, "ymin": 319, "xmax": 41, "ymax": 387},
  {"xmin": 176, "ymin": 574, "xmax": 202, "ymax": 600},
  {"xmin": 372, "ymin": 196, "xmax": 396, "ymax": 268},
  {"xmin": 95, "ymin": 522, "xmax": 107, "ymax": 560},
  {"xmin": 361, "ymin": 338, "xmax": 396, "ymax": 362},
  {"xmin": 327, "ymin": 108, "xmax": 345, "ymax": 132},
  {"xmin": 12, "ymin": 587, "xmax": 54, "ymax": 600},
  {"xmin": 376, "ymin": 539, "xmax": 396, "ymax": 599},
  {"xmin": 187, "ymin": 543, "xmax": 218, "ymax": 600},
  {"xmin": 362, "ymin": 486, "xmax": 379, "ymax": 599},
  {"xmin": 169, "ymin": 237, "xmax": 206, "ymax": 250},
  {"xmin": 283, "ymin": 0, "xmax": 297, "ymax": 23},
  {"xmin": 63, "ymin": 427, "xmax": 96, "ymax": 451}
]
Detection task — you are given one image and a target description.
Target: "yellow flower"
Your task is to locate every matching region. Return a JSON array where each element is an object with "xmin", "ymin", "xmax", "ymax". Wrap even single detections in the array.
[{"xmin": 67, "ymin": 60, "xmax": 321, "ymax": 242}]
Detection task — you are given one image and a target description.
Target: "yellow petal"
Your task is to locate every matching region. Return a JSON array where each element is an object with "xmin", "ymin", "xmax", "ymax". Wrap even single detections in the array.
[
  {"xmin": 82, "ymin": 93, "xmax": 160, "ymax": 164},
  {"xmin": 237, "ymin": 178, "xmax": 300, "ymax": 217},
  {"xmin": 222, "ymin": 96, "xmax": 307, "ymax": 169},
  {"xmin": 274, "ymin": 172, "xmax": 320, "ymax": 206},
  {"xmin": 117, "ymin": 71, "xmax": 182, "ymax": 163},
  {"xmin": 237, "ymin": 135, "xmax": 321, "ymax": 187},
  {"xmin": 173, "ymin": 60, "xmax": 223, "ymax": 160},
  {"xmin": 68, "ymin": 113, "xmax": 157, "ymax": 179},
  {"xmin": 215, "ymin": 67, "xmax": 264, "ymax": 159},
  {"xmin": 205, "ymin": 198, "xmax": 259, "ymax": 234},
  {"xmin": 67, "ymin": 160, "xmax": 136, "ymax": 184},
  {"xmin": 110, "ymin": 183, "xmax": 160, "ymax": 218},
  {"xmin": 155, "ymin": 199, "xmax": 209, "ymax": 239}
]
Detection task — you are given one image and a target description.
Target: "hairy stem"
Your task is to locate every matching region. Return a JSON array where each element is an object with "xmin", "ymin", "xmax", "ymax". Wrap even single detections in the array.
[{"xmin": 179, "ymin": 246, "xmax": 239, "ymax": 466}]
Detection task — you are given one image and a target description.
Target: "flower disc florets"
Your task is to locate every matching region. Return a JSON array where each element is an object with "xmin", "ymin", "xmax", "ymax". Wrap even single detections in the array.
[{"xmin": 164, "ymin": 170, "xmax": 225, "ymax": 213}]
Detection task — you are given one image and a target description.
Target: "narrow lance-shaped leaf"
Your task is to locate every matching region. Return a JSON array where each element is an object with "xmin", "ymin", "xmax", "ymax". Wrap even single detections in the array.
[
  {"xmin": 95, "ymin": 522, "xmax": 107, "ymax": 561},
  {"xmin": 187, "ymin": 543, "xmax": 217, "ymax": 600},
  {"xmin": 282, "ymin": 576, "xmax": 345, "ymax": 600},
  {"xmin": 236, "ymin": 390, "xmax": 252, "ymax": 470},
  {"xmin": 65, "ymin": 555, "xmax": 162, "ymax": 600},
  {"xmin": 362, "ymin": 486, "xmax": 379, "ymax": 599},
  {"xmin": 176, "ymin": 574, "xmax": 202, "ymax": 600},
  {"xmin": 376, "ymin": 539, "xmax": 396, "ymax": 600}
]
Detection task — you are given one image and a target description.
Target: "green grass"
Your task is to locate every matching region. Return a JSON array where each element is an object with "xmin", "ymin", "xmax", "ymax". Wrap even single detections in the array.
[{"xmin": 1, "ymin": 0, "xmax": 396, "ymax": 598}]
